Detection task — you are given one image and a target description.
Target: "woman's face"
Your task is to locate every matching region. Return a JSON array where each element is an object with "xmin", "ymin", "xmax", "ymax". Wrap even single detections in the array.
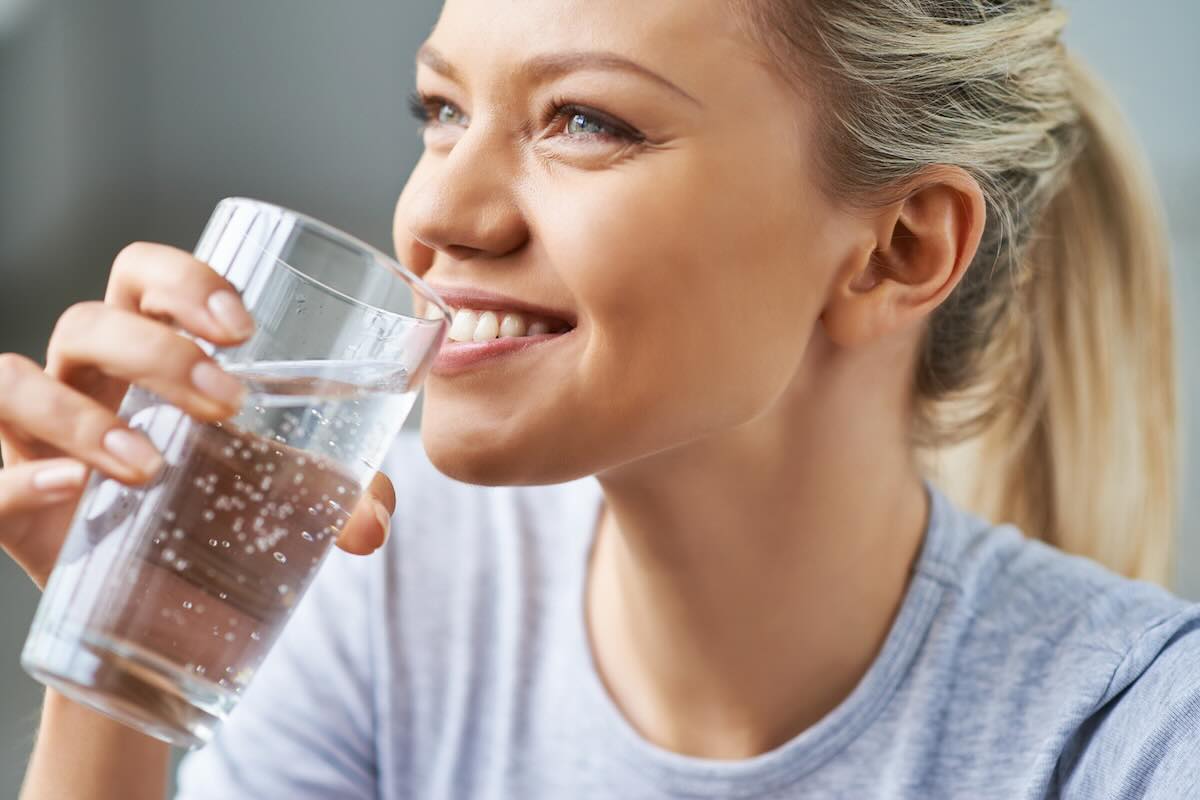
[{"xmin": 395, "ymin": 0, "xmax": 862, "ymax": 485}]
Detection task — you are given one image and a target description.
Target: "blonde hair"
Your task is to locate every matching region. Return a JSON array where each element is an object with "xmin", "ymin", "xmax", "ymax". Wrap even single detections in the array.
[{"xmin": 738, "ymin": 1, "xmax": 1177, "ymax": 584}]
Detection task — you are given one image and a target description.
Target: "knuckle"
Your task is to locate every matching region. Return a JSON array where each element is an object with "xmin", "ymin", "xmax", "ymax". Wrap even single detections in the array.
[
  {"xmin": 0, "ymin": 352, "xmax": 32, "ymax": 389},
  {"xmin": 111, "ymin": 241, "xmax": 152, "ymax": 277},
  {"xmin": 55, "ymin": 302, "xmax": 102, "ymax": 335},
  {"xmin": 52, "ymin": 301, "xmax": 103, "ymax": 342}
]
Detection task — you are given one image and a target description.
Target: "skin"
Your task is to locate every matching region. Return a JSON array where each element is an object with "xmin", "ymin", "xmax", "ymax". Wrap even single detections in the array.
[
  {"xmin": 399, "ymin": 0, "xmax": 985, "ymax": 758},
  {"xmin": 9, "ymin": 0, "xmax": 985, "ymax": 793}
]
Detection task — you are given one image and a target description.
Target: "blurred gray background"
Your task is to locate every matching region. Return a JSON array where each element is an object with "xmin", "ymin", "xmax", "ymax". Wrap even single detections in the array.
[{"xmin": 0, "ymin": 0, "xmax": 1196, "ymax": 794}]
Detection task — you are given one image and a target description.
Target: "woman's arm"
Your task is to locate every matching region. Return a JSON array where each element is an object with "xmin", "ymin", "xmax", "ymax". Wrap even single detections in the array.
[{"xmin": 21, "ymin": 689, "xmax": 170, "ymax": 800}]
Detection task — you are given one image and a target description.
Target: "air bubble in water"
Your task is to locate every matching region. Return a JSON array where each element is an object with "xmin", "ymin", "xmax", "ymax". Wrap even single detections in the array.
[
  {"xmin": 250, "ymin": 631, "xmax": 262, "ymax": 641},
  {"xmin": 173, "ymin": 528, "xmax": 185, "ymax": 540},
  {"xmin": 301, "ymin": 531, "xmax": 314, "ymax": 542},
  {"xmin": 278, "ymin": 584, "xmax": 289, "ymax": 594},
  {"xmin": 163, "ymin": 548, "xmax": 177, "ymax": 561},
  {"xmin": 218, "ymin": 591, "xmax": 228, "ymax": 600},
  {"xmin": 182, "ymin": 600, "xmax": 193, "ymax": 609},
  {"xmin": 224, "ymin": 632, "xmax": 236, "ymax": 642},
  {"xmin": 273, "ymin": 552, "xmax": 287, "ymax": 564},
  {"xmin": 244, "ymin": 545, "xmax": 255, "ymax": 554},
  {"xmin": 208, "ymin": 538, "xmax": 218, "ymax": 547},
  {"xmin": 202, "ymin": 510, "xmax": 215, "ymax": 522}
]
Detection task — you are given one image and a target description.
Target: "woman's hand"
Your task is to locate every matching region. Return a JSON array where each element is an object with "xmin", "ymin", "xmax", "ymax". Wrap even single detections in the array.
[{"xmin": 0, "ymin": 242, "xmax": 395, "ymax": 589}]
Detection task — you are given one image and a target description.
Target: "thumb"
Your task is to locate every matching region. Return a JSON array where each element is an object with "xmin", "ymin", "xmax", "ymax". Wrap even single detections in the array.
[{"xmin": 335, "ymin": 471, "xmax": 395, "ymax": 556}]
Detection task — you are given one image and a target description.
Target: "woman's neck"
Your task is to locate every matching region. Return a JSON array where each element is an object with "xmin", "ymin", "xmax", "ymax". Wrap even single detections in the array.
[{"xmin": 587, "ymin": 345, "xmax": 929, "ymax": 759}]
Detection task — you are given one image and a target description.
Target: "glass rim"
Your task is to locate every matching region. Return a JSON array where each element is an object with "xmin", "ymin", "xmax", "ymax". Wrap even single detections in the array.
[{"xmin": 220, "ymin": 196, "xmax": 453, "ymax": 324}]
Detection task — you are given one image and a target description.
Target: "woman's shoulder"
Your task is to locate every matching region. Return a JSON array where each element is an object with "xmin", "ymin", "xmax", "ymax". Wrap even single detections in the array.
[
  {"xmin": 920, "ymin": 482, "xmax": 1197, "ymax": 661},
  {"xmin": 888, "ymin": 486, "xmax": 1200, "ymax": 794}
]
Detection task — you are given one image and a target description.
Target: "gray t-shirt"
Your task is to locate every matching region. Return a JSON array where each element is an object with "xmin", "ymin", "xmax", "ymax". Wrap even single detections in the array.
[{"xmin": 175, "ymin": 434, "xmax": 1200, "ymax": 798}]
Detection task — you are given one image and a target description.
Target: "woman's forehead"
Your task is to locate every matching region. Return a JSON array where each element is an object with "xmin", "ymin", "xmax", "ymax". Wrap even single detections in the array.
[{"xmin": 430, "ymin": 0, "xmax": 743, "ymax": 62}]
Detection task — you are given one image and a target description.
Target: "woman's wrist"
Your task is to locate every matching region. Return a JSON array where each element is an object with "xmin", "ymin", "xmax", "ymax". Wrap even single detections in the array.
[{"xmin": 21, "ymin": 688, "xmax": 170, "ymax": 800}]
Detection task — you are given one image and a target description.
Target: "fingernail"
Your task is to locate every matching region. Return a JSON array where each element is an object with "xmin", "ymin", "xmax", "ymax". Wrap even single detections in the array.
[
  {"xmin": 207, "ymin": 290, "xmax": 255, "ymax": 339},
  {"xmin": 103, "ymin": 429, "xmax": 164, "ymax": 476},
  {"xmin": 372, "ymin": 499, "xmax": 392, "ymax": 546},
  {"xmin": 32, "ymin": 462, "xmax": 87, "ymax": 492},
  {"xmin": 192, "ymin": 361, "xmax": 247, "ymax": 409}
]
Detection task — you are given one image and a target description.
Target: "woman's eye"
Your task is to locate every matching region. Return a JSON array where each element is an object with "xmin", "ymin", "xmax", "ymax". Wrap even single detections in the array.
[
  {"xmin": 566, "ymin": 111, "xmax": 611, "ymax": 137},
  {"xmin": 557, "ymin": 106, "xmax": 641, "ymax": 143},
  {"xmin": 408, "ymin": 91, "xmax": 642, "ymax": 146},
  {"xmin": 436, "ymin": 103, "xmax": 468, "ymax": 126},
  {"xmin": 407, "ymin": 92, "xmax": 469, "ymax": 129}
]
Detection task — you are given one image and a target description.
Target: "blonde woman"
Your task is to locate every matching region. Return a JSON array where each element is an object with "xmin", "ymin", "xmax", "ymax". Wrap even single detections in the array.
[{"xmin": 7, "ymin": 0, "xmax": 1196, "ymax": 797}]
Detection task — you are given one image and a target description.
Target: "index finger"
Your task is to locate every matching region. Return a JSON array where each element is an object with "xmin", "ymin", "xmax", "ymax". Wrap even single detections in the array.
[{"xmin": 106, "ymin": 242, "xmax": 255, "ymax": 346}]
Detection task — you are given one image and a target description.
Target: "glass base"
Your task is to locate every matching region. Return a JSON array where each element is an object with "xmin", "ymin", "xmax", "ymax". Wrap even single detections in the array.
[{"xmin": 21, "ymin": 628, "xmax": 233, "ymax": 749}]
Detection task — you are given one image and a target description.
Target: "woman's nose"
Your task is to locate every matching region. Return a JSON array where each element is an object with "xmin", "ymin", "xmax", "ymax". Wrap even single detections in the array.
[{"xmin": 399, "ymin": 132, "xmax": 529, "ymax": 262}]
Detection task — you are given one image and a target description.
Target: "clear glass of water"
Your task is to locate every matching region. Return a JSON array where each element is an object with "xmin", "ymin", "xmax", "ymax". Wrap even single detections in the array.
[{"xmin": 21, "ymin": 197, "xmax": 451, "ymax": 747}]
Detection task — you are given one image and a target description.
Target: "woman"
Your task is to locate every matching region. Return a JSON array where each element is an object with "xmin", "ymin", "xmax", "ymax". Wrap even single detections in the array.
[{"xmin": 7, "ymin": 0, "xmax": 1196, "ymax": 797}]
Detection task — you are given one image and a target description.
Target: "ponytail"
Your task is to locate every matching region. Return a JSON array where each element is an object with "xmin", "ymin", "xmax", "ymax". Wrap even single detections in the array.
[
  {"xmin": 740, "ymin": 3, "xmax": 1178, "ymax": 584},
  {"xmin": 935, "ymin": 57, "xmax": 1177, "ymax": 585}
]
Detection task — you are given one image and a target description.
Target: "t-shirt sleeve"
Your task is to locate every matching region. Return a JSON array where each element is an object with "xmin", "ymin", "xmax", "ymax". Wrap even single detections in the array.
[
  {"xmin": 1056, "ymin": 608, "xmax": 1200, "ymax": 798},
  {"xmin": 173, "ymin": 546, "xmax": 379, "ymax": 799}
]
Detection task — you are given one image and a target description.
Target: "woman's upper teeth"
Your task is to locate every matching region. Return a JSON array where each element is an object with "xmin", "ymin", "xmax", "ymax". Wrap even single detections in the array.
[{"xmin": 447, "ymin": 308, "xmax": 565, "ymax": 342}]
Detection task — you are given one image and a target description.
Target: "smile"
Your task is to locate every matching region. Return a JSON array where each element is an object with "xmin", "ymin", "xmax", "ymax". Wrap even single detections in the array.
[
  {"xmin": 431, "ymin": 321, "xmax": 575, "ymax": 377},
  {"xmin": 446, "ymin": 308, "xmax": 572, "ymax": 342}
]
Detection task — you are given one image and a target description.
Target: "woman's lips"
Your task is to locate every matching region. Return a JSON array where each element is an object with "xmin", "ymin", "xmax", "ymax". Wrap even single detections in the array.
[{"xmin": 430, "ymin": 329, "xmax": 574, "ymax": 377}]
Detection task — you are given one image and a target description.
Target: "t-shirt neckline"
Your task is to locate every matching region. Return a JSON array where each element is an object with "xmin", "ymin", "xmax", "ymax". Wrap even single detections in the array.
[{"xmin": 564, "ymin": 478, "xmax": 953, "ymax": 797}]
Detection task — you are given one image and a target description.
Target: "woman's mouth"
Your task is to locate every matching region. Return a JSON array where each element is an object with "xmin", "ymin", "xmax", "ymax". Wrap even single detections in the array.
[
  {"xmin": 431, "ymin": 307, "xmax": 576, "ymax": 376},
  {"xmin": 446, "ymin": 308, "xmax": 572, "ymax": 342}
]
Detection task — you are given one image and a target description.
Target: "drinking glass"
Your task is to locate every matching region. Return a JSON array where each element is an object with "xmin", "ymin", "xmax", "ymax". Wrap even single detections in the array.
[{"xmin": 21, "ymin": 197, "xmax": 450, "ymax": 747}]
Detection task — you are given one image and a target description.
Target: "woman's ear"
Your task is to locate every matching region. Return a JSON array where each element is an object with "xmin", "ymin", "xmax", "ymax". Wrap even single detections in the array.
[{"xmin": 821, "ymin": 166, "xmax": 986, "ymax": 348}]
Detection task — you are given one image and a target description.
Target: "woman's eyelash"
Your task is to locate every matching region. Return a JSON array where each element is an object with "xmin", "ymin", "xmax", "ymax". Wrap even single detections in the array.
[{"xmin": 406, "ymin": 91, "xmax": 644, "ymax": 143}]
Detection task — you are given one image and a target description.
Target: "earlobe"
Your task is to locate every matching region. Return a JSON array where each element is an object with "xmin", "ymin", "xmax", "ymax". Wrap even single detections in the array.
[{"xmin": 821, "ymin": 167, "xmax": 986, "ymax": 349}]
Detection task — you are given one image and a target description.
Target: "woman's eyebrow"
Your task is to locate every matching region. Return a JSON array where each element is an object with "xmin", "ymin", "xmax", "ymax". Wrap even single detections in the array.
[{"xmin": 415, "ymin": 43, "xmax": 703, "ymax": 107}]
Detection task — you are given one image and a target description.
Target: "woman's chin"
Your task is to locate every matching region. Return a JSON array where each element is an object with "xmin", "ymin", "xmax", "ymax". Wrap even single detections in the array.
[{"xmin": 418, "ymin": 415, "xmax": 583, "ymax": 487}]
